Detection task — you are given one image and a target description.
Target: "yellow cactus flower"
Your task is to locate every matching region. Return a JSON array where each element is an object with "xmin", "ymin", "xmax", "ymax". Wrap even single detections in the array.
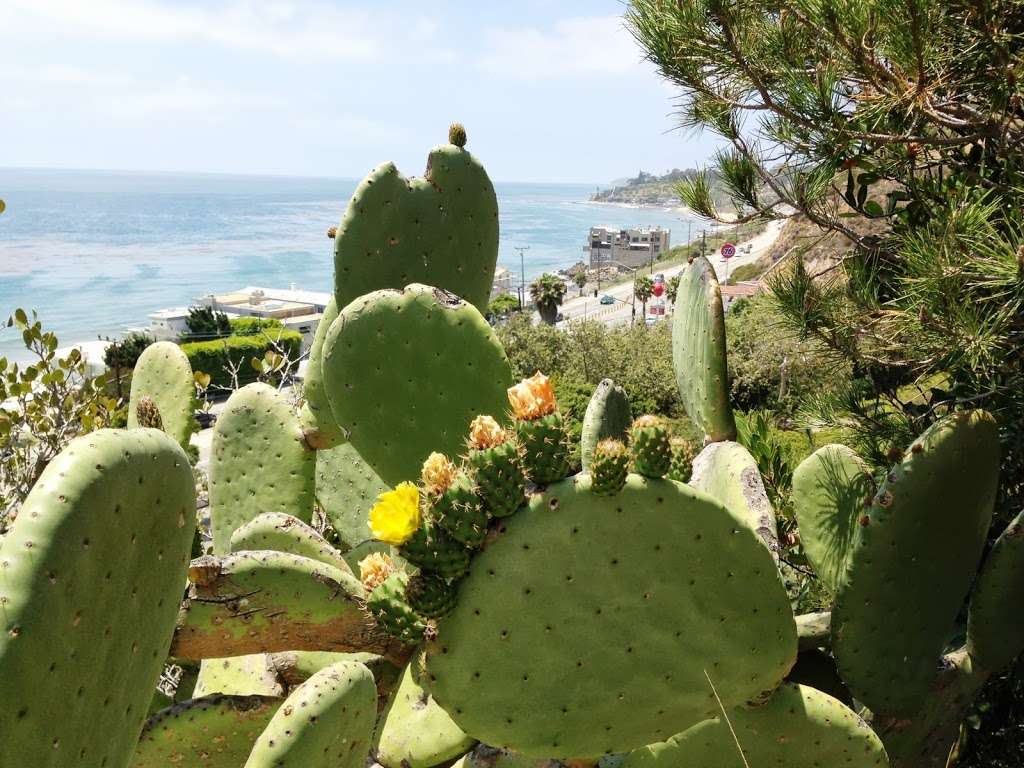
[
  {"xmin": 421, "ymin": 452, "xmax": 458, "ymax": 496},
  {"xmin": 468, "ymin": 414, "xmax": 508, "ymax": 450},
  {"xmin": 507, "ymin": 371, "xmax": 556, "ymax": 421},
  {"xmin": 368, "ymin": 482, "xmax": 421, "ymax": 545},
  {"xmin": 358, "ymin": 552, "xmax": 396, "ymax": 591}
]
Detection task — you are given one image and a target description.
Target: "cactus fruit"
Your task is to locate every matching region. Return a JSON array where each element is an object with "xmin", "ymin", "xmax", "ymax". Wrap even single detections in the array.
[
  {"xmin": 209, "ymin": 382, "xmax": 315, "ymax": 554},
  {"xmin": 332, "ymin": 138, "xmax": 498, "ymax": 314},
  {"xmin": 406, "ymin": 571, "xmax": 459, "ymax": 620},
  {"xmin": 629, "ymin": 415, "xmax": 671, "ymax": 478},
  {"xmin": 831, "ymin": 410, "xmax": 1000, "ymax": 716},
  {"xmin": 466, "ymin": 415, "xmax": 526, "ymax": 518},
  {"xmin": 298, "ymin": 296, "xmax": 346, "ymax": 449},
  {"xmin": 130, "ymin": 695, "xmax": 282, "ymax": 768},
  {"xmin": 580, "ymin": 378, "xmax": 633, "ymax": 471},
  {"xmin": 375, "ymin": 663, "xmax": 475, "ymax": 768},
  {"xmin": 316, "ymin": 441, "xmax": 390, "ymax": 550},
  {"xmin": 229, "ymin": 512, "xmax": 352, "ymax": 575},
  {"xmin": 435, "ymin": 471, "xmax": 489, "ymax": 549},
  {"xmin": 590, "ymin": 438, "xmax": 630, "ymax": 496},
  {"xmin": 423, "ymin": 474, "xmax": 796, "ymax": 758},
  {"xmin": 671, "ymin": 255, "xmax": 736, "ymax": 442},
  {"xmin": 127, "ymin": 340, "xmax": 195, "ymax": 448},
  {"xmin": 135, "ymin": 395, "xmax": 163, "ymax": 429},
  {"xmin": 243, "ymin": 660, "xmax": 376, "ymax": 768},
  {"xmin": 449, "ymin": 122, "xmax": 468, "ymax": 148},
  {"xmin": 0, "ymin": 429, "xmax": 196, "ymax": 768},
  {"xmin": 666, "ymin": 437, "xmax": 695, "ymax": 483},
  {"xmin": 359, "ymin": 551, "xmax": 397, "ymax": 591},
  {"xmin": 792, "ymin": 444, "xmax": 875, "ymax": 592},
  {"xmin": 621, "ymin": 683, "xmax": 887, "ymax": 768},
  {"xmin": 322, "ymin": 284, "xmax": 513, "ymax": 486},
  {"xmin": 400, "ymin": 519, "xmax": 471, "ymax": 580},
  {"xmin": 967, "ymin": 510, "xmax": 1024, "ymax": 671},
  {"xmin": 515, "ymin": 412, "xmax": 572, "ymax": 484},
  {"xmin": 367, "ymin": 571, "xmax": 427, "ymax": 643}
]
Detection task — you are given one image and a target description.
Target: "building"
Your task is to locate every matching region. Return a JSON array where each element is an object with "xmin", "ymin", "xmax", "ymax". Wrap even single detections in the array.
[
  {"xmin": 491, "ymin": 267, "xmax": 515, "ymax": 298},
  {"xmin": 196, "ymin": 286, "xmax": 330, "ymax": 349},
  {"xmin": 720, "ymin": 281, "xmax": 762, "ymax": 312},
  {"xmin": 146, "ymin": 307, "xmax": 193, "ymax": 341},
  {"xmin": 586, "ymin": 226, "xmax": 671, "ymax": 269}
]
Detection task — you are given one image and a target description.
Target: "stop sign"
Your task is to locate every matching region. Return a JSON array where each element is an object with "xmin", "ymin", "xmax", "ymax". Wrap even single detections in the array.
[
  {"xmin": 721, "ymin": 242, "xmax": 736, "ymax": 259},
  {"xmin": 652, "ymin": 282, "xmax": 664, "ymax": 297}
]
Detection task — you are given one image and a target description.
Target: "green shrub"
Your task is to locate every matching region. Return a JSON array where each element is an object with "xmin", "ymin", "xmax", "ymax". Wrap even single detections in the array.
[
  {"xmin": 725, "ymin": 262, "xmax": 763, "ymax": 284},
  {"xmin": 229, "ymin": 316, "xmax": 283, "ymax": 335},
  {"xmin": 488, "ymin": 293, "xmax": 521, "ymax": 318},
  {"xmin": 181, "ymin": 329, "xmax": 302, "ymax": 389}
]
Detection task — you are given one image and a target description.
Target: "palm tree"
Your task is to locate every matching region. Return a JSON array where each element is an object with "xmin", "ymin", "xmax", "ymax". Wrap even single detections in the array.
[
  {"xmin": 634, "ymin": 274, "xmax": 654, "ymax": 318},
  {"xmin": 572, "ymin": 267, "xmax": 588, "ymax": 297},
  {"xmin": 529, "ymin": 273, "xmax": 567, "ymax": 325}
]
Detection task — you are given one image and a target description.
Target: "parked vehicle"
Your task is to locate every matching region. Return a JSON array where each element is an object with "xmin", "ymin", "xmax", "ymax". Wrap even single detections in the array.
[{"xmin": 600, "ymin": 294, "xmax": 615, "ymax": 305}]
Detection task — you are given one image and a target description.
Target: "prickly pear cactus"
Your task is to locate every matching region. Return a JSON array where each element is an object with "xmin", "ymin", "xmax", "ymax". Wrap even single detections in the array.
[
  {"xmin": 134, "ymin": 395, "xmax": 163, "ymax": 430},
  {"xmin": 130, "ymin": 695, "xmax": 282, "ymax": 768},
  {"xmin": 127, "ymin": 340, "xmax": 195, "ymax": 448},
  {"xmin": 0, "ymin": 429, "xmax": 195, "ymax": 768},
  {"xmin": 629, "ymin": 416, "xmax": 671, "ymax": 478},
  {"xmin": 621, "ymin": 683, "xmax": 888, "ymax": 768},
  {"xmin": 316, "ymin": 441, "xmax": 390, "ymax": 550},
  {"xmin": 244, "ymin": 660, "xmax": 377, "ymax": 768},
  {"xmin": 322, "ymin": 284, "xmax": 512, "ymax": 486},
  {"xmin": 209, "ymin": 382, "xmax": 315, "ymax": 554},
  {"xmin": 831, "ymin": 410, "xmax": 1000, "ymax": 715},
  {"xmin": 666, "ymin": 436, "xmax": 695, "ymax": 483},
  {"xmin": 967, "ymin": 508, "xmax": 1024, "ymax": 672},
  {"xmin": 400, "ymin": 519, "xmax": 471, "ymax": 580},
  {"xmin": 375, "ymin": 664, "xmax": 476, "ymax": 768},
  {"xmin": 423, "ymin": 474, "xmax": 796, "ymax": 758},
  {"xmin": 366, "ymin": 570, "xmax": 426, "ymax": 643},
  {"xmin": 333, "ymin": 133, "xmax": 498, "ymax": 313},
  {"xmin": 590, "ymin": 438, "xmax": 630, "ymax": 496},
  {"xmin": 230, "ymin": 511, "xmax": 352, "ymax": 574},
  {"xmin": 406, "ymin": 571, "xmax": 458, "ymax": 620},
  {"xmin": 671, "ymin": 256, "xmax": 736, "ymax": 442},
  {"xmin": 580, "ymin": 379, "xmax": 633, "ymax": 471},
  {"xmin": 792, "ymin": 444, "xmax": 875, "ymax": 592},
  {"xmin": 299, "ymin": 296, "xmax": 346, "ymax": 449}
]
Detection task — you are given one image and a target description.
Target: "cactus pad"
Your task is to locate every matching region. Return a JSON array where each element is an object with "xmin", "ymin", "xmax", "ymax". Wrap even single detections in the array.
[
  {"xmin": 375, "ymin": 663, "xmax": 475, "ymax": 768},
  {"xmin": 590, "ymin": 439, "xmax": 630, "ymax": 496},
  {"xmin": 467, "ymin": 440, "xmax": 526, "ymax": 519},
  {"xmin": 194, "ymin": 654, "xmax": 285, "ymax": 698},
  {"xmin": 316, "ymin": 441, "xmax": 390, "ymax": 550},
  {"xmin": 792, "ymin": 444, "xmax": 875, "ymax": 592},
  {"xmin": 621, "ymin": 683, "xmax": 887, "ymax": 768},
  {"xmin": 832, "ymin": 410, "xmax": 1000, "ymax": 715},
  {"xmin": 209, "ymin": 383, "xmax": 315, "ymax": 554},
  {"xmin": 689, "ymin": 441, "xmax": 778, "ymax": 559},
  {"xmin": 127, "ymin": 340, "xmax": 195, "ymax": 447},
  {"xmin": 230, "ymin": 511, "xmax": 352, "ymax": 575},
  {"xmin": 580, "ymin": 379, "xmax": 633, "ymax": 471},
  {"xmin": 332, "ymin": 143, "xmax": 498, "ymax": 314},
  {"xmin": 967, "ymin": 509, "xmax": 1024, "ymax": 671},
  {"xmin": 298, "ymin": 296, "xmax": 346, "ymax": 448},
  {"xmin": 130, "ymin": 695, "xmax": 282, "ymax": 768},
  {"xmin": 0, "ymin": 429, "xmax": 195, "ymax": 768},
  {"xmin": 423, "ymin": 475, "xmax": 796, "ymax": 758},
  {"xmin": 672, "ymin": 256, "xmax": 736, "ymax": 442},
  {"xmin": 322, "ymin": 284, "xmax": 512, "ymax": 486},
  {"xmin": 244, "ymin": 660, "xmax": 377, "ymax": 768},
  {"xmin": 367, "ymin": 571, "xmax": 426, "ymax": 643},
  {"xmin": 435, "ymin": 472, "xmax": 488, "ymax": 548}
]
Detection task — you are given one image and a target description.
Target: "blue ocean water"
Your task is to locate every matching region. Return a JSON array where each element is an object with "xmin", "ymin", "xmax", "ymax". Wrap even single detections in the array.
[{"xmin": 0, "ymin": 168, "xmax": 699, "ymax": 360}]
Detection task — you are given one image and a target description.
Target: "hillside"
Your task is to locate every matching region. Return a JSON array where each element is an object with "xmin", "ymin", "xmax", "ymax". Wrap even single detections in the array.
[{"xmin": 591, "ymin": 169, "xmax": 734, "ymax": 208}]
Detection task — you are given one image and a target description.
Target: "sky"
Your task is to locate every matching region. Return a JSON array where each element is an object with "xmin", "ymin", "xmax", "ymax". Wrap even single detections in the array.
[{"xmin": 0, "ymin": 0, "xmax": 724, "ymax": 183}]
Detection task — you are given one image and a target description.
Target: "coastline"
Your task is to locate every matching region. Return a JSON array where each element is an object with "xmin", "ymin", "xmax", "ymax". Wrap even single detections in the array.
[{"xmin": 577, "ymin": 199, "xmax": 694, "ymax": 216}]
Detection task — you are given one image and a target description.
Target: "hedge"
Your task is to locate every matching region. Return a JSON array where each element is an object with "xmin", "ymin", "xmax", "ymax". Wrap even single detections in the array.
[
  {"xmin": 180, "ymin": 329, "xmax": 303, "ymax": 389},
  {"xmin": 229, "ymin": 316, "xmax": 283, "ymax": 335}
]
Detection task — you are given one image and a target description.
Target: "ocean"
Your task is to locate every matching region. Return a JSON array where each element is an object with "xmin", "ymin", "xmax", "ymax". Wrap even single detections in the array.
[{"xmin": 0, "ymin": 168, "xmax": 700, "ymax": 360}]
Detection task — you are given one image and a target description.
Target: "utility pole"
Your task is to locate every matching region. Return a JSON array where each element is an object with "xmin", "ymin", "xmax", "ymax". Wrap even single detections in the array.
[
  {"xmin": 514, "ymin": 246, "xmax": 530, "ymax": 310},
  {"xmin": 701, "ymin": 230, "xmax": 707, "ymax": 259}
]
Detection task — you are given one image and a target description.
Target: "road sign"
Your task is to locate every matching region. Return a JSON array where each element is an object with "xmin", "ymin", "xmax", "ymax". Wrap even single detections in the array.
[{"xmin": 721, "ymin": 242, "xmax": 736, "ymax": 259}]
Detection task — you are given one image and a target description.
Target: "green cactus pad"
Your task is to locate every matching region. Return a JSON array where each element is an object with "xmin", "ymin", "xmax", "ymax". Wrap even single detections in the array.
[
  {"xmin": 792, "ymin": 444, "xmax": 875, "ymax": 592},
  {"xmin": 672, "ymin": 256, "xmax": 736, "ymax": 442},
  {"xmin": 621, "ymin": 683, "xmax": 887, "ymax": 768},
  {"xmin": 193, "ymin": 654, "xmax": 285, "ymax": 698},
  {"xmin": 209, "ymin": 383, "xmax": 315, "ymax": 554},
  {"xmin": 244, "ymin": 660, "xmax": 377, "ymax": 768},
  {"xmin": 299, "ymin": 296, "xmax": 346, "ymax": 449},
  {"xmin": 967, "ymin": 509, "xmax": 1024, "ymax": 671},
  {"xmin": 832, "ymin": 410, "xmax": 1000, "ymax": 715},
  {"xmin": 230, "ymin": 511, "xmax": 352, "ymax": 575},
  {"xmin": 580, "ymin": 379, "xmax": 633, "ymax": 471},
  {"xmin": 316, "ymin": 441, "xmax": 391, "ymax": 550},
  {"xmin": 689, "ymin": 441, "xmax": 778, "ymax": 559},
  {"xmin": 332, "ymin": 143, "xmax": 498, "ymax": 314},
  {"xmin": 467, "ymin": 440, "xmax": 525, "ymax": 519},
  {"xmin": 0, "ymin": 429, "xmax": 195, "ymax": 768},
  {"xmin": 452, "ymin": 746, "xmax": 559, "ymax": 768},
  {"xmin": 171, "ymin": 551, "xmax": 411, "ymax": 663},
  {"xmin": 130, "ymin": 695, "xmax": 282, "ymax": 768},
  {"xmin": 322, "ymin": 284, "xmax": 512, "ymax": 486},
  {"xmin": 127, "ymin": 340, "xmax": 195, "ymax": 447},
  {"xmin": 269, "ymin": 652, "xmax": 402, "ymax": 698},
  {"xmin": 423, "ymin": 475, "xmax": 796, "ymax": 758},
  {"xmin": 376, "ymin": 663, "xmax": 476, "ymax": 768}
]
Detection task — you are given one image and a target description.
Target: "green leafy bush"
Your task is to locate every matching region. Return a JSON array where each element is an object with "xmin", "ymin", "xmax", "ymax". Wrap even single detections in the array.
[
  {"xmin": 180, "ymin": 306, "xmax": 231, "ymax": 341},
  {"xmin": 181, "ymin": 329, "xmax": 302, "ymax": 389},
  {"xmin": 229, "ymin": 316, "xmax": 283, "ymax": 335},
  {"xmin": 487, "ymin": 293, "xmax": 520, "ymax": 318}
]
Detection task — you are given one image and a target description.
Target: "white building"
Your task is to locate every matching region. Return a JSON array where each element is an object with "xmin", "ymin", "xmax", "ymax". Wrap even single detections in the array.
[
  {"xmin": 586, "ymin": 226, "xmax": 671, "ymax": 269},
  {"xmin": 491, "ymin": 267, "xmax": 515, "ymax": 298}
]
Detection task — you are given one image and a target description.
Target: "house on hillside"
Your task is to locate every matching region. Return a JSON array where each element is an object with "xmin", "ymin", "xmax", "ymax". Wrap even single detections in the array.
[{"xmin": 586, "ymin": 226, "xmax": 671, "ymax": 269}]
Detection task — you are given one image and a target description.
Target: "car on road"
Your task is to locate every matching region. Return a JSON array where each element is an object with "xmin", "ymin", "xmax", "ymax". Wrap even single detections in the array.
[{"xmin": 600, "ymin": 294, "xmax": 615, "ymax": 305}]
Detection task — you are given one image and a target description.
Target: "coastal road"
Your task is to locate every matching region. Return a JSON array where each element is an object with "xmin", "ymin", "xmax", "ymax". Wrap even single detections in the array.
[{"xmin": 553, "ymin": 218, "xmax": 786, "ymax": 328}]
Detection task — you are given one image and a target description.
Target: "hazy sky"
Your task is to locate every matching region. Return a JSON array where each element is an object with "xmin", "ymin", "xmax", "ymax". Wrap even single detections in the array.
[{"xmin": 0, "ymin": 0, "xmax": 724, "ymax": 183}]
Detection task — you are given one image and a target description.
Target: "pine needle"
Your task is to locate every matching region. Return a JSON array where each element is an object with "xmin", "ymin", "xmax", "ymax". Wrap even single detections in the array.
[{"xmin": 704, "ymin": 668, "xmax": 751, "ymax": 768}]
